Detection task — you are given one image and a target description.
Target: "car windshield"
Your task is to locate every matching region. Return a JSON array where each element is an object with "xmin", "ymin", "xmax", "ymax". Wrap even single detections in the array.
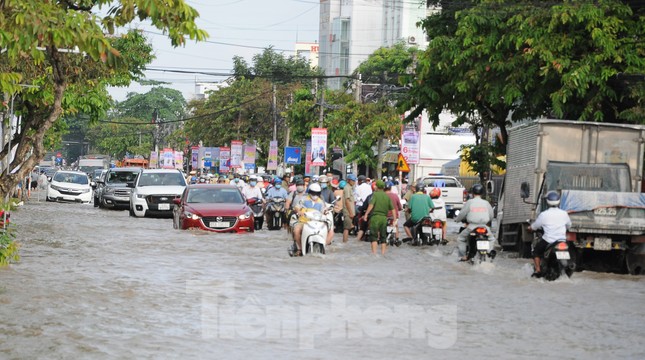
[
  {"xmin": 54, "ymin": 172, "xmax": 88, "ymax": 185},
  {"xmin": 186, "ymin": 188, "xmax": 243, "ymax": 204},
  {"xmin": 138, "ymin": 172, "xmax": 186, "ymax": 187},
  {"xmin": 107, "ymin": 171, "xmax": 138, "ymax": 184}
]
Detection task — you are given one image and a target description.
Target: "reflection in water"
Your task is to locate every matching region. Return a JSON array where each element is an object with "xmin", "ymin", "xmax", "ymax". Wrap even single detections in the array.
[{"xmin": 0, "ymin": 201, "xmax": 643, "ymax": 358}]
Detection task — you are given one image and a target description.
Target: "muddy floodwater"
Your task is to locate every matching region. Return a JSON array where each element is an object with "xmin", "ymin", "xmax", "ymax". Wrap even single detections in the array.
[{"xmin": 1, "ymin": 200, "xmax": 644, "ymax": 359}]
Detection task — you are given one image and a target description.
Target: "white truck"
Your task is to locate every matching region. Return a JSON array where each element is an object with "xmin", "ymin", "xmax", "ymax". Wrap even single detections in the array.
[
  {"xmin": 77, "ymin": 155, "xmax": 110, "ymax": 177},
  {"xmin": 420, "ymin": 175, "xmax": 468, "ymax": 217},
  {"xmin": 497, "ymin": 119, "xmax": 645, "ymax": 274}
]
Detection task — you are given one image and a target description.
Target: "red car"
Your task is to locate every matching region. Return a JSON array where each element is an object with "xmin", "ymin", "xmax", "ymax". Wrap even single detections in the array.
[{"xmin": 172, "ymin": 184, "xmax": 254, "ymax": 233}]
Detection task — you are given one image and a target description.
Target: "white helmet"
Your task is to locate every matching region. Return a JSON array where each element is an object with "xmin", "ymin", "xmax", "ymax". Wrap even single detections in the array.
[
  {"xmin": 308, "ymin": 183, "xmax": 322, "ymax": 194},
  {"xmin": 545, "ymin": 191, "xmax": 561, "ymax": 207}
]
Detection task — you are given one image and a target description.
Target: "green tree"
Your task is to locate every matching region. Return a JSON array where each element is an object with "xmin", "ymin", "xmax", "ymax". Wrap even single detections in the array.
[{"xmin": 0, "ymin": 0, "xmax": 207, "ymax": 199}]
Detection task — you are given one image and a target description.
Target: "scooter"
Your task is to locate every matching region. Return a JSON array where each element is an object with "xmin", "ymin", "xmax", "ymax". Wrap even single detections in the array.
[
  {"xmin": 333, "ymin": 211, "xmax": 344, "ymax": 233},
  {"xmin": 465, "ymin": 226, "xmax": 496, "ymax": 263},
  {"xmin": 539, "ymin": 240, "xmax": 576, "ymax": 281},
  {"xmin": 288, "ymin": 197, "xmax": 339, "ymax": 257},
  {"xmin": 246, "ymin": 197, "xmax": 265, "ymax": 231},
  {"xmin": 265, "ymin": 197, "xmax": 286, "ymax": 230},
  {"xmin": 409, "ymin": 216, "xmax": 433, "ymax": 246}
]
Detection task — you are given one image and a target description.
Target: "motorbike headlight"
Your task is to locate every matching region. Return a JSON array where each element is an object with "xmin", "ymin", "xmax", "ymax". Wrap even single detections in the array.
[
  {"xmin": 184, "ymin": 211, "xmax": 200, "ymax": 220},
  {"xmin": 239, "ymin": 211, "xmax": 252, "ymax": 220}
]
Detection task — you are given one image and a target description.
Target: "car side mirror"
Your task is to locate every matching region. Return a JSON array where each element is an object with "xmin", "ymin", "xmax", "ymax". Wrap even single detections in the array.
[
  {"xmin": 172, "ymin": 198, "xmax": 181, "ymax": 205},
  {"xmin": 90, "ymin": 181, "xmax": 96, "ymax": 188},
  {"xmin": 520, "ymin": 182, "xmax": 530, "ymax": 199}
]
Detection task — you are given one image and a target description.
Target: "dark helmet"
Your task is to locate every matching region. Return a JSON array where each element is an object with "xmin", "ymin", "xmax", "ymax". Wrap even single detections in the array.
[
  {"xmin": 295, "ymin": 178, "xmax": 305, "ymax": 186},
  {"xmin": 471, "ymin": 184, "xmax": 485, "ymax": 196},
  {"xmin": 415, "ymin": 182, "xmax": 425, "ymax": 192},
  {"xmin": 546, "ymin": 190, "xmax": 561, "ymax": 207}
]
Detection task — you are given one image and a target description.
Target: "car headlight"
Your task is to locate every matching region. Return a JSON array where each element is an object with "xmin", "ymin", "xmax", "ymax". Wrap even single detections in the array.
[
  {"xmin": 81, "ymin": 188, "xmax": 91, "ymax": 193},
  {"xmin": 104, "ymin": 187, "xmax": 115, "ymax": 195},
  {"xmin": 50, "ymin": 184, "xmax": 63, "ymax": 191},
  {"xmin": 239, "ymin": 211, "xmax": 252, "ymax": 220},
  {"xmin": 184, "ymin": 211, "xmax": 200, "ymax": 220}
]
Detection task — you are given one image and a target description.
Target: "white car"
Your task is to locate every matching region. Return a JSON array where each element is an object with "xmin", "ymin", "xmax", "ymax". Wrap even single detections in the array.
[
  {"xmin": 46, "ymin": 170, "xmax": 93, "ymax": 203},
  {"xmin": 129, "ymin": 169, "xmax": 187, "ymax": 218}
]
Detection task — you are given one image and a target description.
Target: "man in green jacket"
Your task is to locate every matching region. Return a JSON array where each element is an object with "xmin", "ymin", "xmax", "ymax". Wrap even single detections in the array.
[
  {"xmin": 363, "ymin": 180, "xmax": 394, "ymax": 255},
  {"xmin": 403, "ymin": 182, "xmax": 434, "ymax": 239}
]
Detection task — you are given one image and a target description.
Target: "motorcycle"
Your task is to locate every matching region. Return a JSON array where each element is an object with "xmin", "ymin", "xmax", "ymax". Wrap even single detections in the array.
[
  {"xmin": 539, "ymin": 240, "xmax": 576, "ymax": 281},
  {"xmin": 409, "ymin": 216, "xmax": 434, "ymax": 246},
  {"xmin": 386, "ymin": 218, "xmax": 401, "ymax": 247},
  {"xmin": 465, "ymin": 226, "xmax": 496, "ymax": 263},
  {"xmin": 288, "ymin": 197, "xmax": 339, "ymax": 257},
  {"xmin": 266, "ymin": 197, "xmax": 286, "ymax": 230},
  {"xmin": 246, "ymin": 197, "xmax": 265, "ymax": 231},
  {"xmin": 333, "ymin": 211, "xmax": 344, "ymax": 233}
]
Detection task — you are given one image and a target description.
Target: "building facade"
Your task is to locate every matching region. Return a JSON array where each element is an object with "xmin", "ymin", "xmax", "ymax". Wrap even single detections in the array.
[{"xmin": 318, "ymin": 0, "xmax": 434, "ymax": 89}]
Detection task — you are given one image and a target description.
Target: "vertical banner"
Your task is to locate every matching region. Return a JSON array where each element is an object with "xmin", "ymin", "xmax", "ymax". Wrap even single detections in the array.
[
  {"xmin": 305, "ymin": 140, "xmax": 312, "ymax": 176},
  {"xmin": 174, "ymin": 151, "xmax": 183, "ymax": 170},
  {"xmin": 150, "ymin": 151, "xmax": 158, "ymax": 169},
  {"xmin": 401, "ymin": 115, "xmax": 420, "ymax": 164},
  {"xmin": 219, "ymin": 146, "xmax": 231, "ymax": 173},
  {"xmin": 191, "ymin": 146, "xmax": 199, "ymax": 169},
  {"xmin": 310, "ymin": 128, "xmax": 327, "ymax": 166},
  {"xmin": 243, "ymin": 143, "xmax": 256, "ymax": 169},
  {"xmin": 230, "ymin": 140, "xmax": 243, "ymax": 168},
  {"xmin": 267, "ymin": 140, "xmax": 279, "ymax": 170},
  {"xmin": 203, "ymin": 147, "xmax": 212, "ymax": 170},
  {"xmin": 163, "ymin": 148, "xmax": 174, "ymax": 169}
]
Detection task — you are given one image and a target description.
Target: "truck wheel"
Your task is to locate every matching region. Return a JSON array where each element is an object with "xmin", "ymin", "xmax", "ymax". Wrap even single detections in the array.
[{"xmin": 516, "ymin": 226, "xmax": 532, "ymax": 259}]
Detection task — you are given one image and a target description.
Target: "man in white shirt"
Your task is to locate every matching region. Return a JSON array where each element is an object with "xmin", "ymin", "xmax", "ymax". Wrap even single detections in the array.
[{"xmin": 355, "ymin": 175, "xmax": 373, "ymax": 209}]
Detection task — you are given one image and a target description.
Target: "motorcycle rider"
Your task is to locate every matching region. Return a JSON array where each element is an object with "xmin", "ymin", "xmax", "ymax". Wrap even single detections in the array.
[
  {"xmin": 265, "ymin": 178, "xmax": 289, "ymax": 228},
  {"xmin": 242, "ymin": 175, "xmax": 265, "ymax": 229},
  {"xmin": 403, "ymin": 182, "xmax": 435, "ymax": 240},
  {"xmin": 342, "ymin": 174, "xmax": 357, "ymax": 243},
  {"xmin": 286, "ymin": 178, "xmax": 308, "ymax": 232},
  {"xmin": 318, "ymin": 175, "xmax": 336, "ymax": 204},
  {"xmin": 232, "ymin": 173, "xmax": 245, "ymax": 190},
  {"xmin": 292, "ymin": 183, "xmax": 333, "ymax": 255},
  {"xmin": 454, "ymin": 184, "xmax": 495, "ymax": 261},
  {"xmin": 429, "ymin": 187, "xmax": 447, "ymax": 240},
  {"xmin": 528, "ymin": 191, "xmax": 572, "ymax": 277}
]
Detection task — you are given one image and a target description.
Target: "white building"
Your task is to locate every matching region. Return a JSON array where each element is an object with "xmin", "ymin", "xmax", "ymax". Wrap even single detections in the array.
[
  {"xmin": 194, "ymin": 82, "xmax": 229, "ymax": 100},
  {"xmin": 318, "ymin": 0, "xmax": 435, "ymax": 89},
  {"xmin": 295, "ymin": 42, "xmax": 320, "ymax": 69}
]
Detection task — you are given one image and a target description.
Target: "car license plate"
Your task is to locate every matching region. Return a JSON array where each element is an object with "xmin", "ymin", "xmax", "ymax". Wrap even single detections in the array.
[
  {"xmin": 594, "ymin": 237, "xmax": 612, "ymax": 251},
  {"xmin": 432, "ymin": 228, "xmax": 443, "ymax": 238},
  {"xmin": 555, "ymin": 251, "xmax": 570, "ymax": 260},
  {"xmin": 158, "ymin": 203, "xmax": 170, "ymax": 211},
  {"xmin": 210, "ymin": 221, "xmax": 229, "ymax": 228},
  {"xmin": 63, "ymin": 196, "xmax": 76, "ymax": 201},
  {"xmin": 387, "ymin": 226, "xmax": 394, "ymax": 233},
  {"xmin": 477, "ymin": 240, "xmax": 490, "ymax": 251},
  {"xmin": 422, "ymin": 226, "xmax": 432, "ymax": 233}
]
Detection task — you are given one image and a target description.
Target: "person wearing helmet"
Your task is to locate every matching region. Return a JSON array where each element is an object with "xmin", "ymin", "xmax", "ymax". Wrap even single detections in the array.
[
  {"xmin": 342, "ymin": 174, "xmax": 358, "ymax": 243},
  {"xmin": 454, "ymin": 184, "xmax": 495, "ymax": 261},
  {"xmin": 242, "ymin": 175, "xmax": 265, "ymax": 228},
  {"xmin": 265, "ymin": 178, "xmax": 289, "ymax": 228},
  {"xmin": 286, "ymin": 178, "xmax": 308, "ymax": 231},
  {"xmin": 429, "ymin": 187, "xmax": 447, "ymax": 240},
  {"xmin": 403, "ymin": 181, "xmax": 435, "ymax": 240},
  {"xmin": 528, "ymin": 190, "xmax": 571, "ymax": 277},
  {"xmin": 318, "ymin": 175, "xmax": 335, "ymax": 204},
  {"xmin": 232, "ymin": 173, "xmax": 245, "ymax": 190},
  {"xmin": 384, "ymin": 182, "xmax": 403, "ymax": 242},
  {"xmin": 291, "ymin": 182, "xmax": 330, "ymax": 254},
  {"xmin": 362, "ymin": 180, "xmax": 394, "ymax": 255},
  {"xmin": 331, "ymin": 179, "xmax": 344, "ymax": 214}
]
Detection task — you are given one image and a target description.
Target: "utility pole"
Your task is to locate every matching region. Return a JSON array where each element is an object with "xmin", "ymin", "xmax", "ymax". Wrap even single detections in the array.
[
  {"xmin": 272, "ymin": 83, "xmax": 278, "ymax": 141},
  {"xmin": 318, "ymin": 80, "xmax": 325, "ymax": 128}
]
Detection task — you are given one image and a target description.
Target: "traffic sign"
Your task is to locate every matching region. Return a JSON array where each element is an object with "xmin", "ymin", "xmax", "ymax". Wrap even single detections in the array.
[{"xmin": 396, "ymin": 153, "xmax": 410, "ymax": 172}]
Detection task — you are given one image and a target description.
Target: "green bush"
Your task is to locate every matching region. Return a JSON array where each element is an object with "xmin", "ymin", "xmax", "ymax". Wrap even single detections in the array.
[{"xmin": 0, "ymin": 201, "xmax": 20, "ymax": 266}]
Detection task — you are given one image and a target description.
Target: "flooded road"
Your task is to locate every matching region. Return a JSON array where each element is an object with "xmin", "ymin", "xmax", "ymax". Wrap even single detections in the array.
[{"xmin": 1, "ymin": 199, "xmax": 644, "ymax": 359}]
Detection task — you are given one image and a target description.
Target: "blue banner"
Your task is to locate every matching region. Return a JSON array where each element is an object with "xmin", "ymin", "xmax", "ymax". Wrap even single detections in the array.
[{"xmin": 284, "ymin": 147, "xmax": 302, "ymax": 165}]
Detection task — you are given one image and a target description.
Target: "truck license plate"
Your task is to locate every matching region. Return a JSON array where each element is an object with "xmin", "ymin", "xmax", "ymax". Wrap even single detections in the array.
[
  {"xmin": 594, "ymin": 238, "xmax": 612, "ymax": 251},
  {"xmin": 210, "ymin": 221, "xmax": 229, "ymax": 228},
  {"xmin": 477, "ymin": 241, "xmax": 490, "ymax": 251},
  {"xmin": 158, "ymin": 203, "xmax": 170, "ymax": 210},
  {"xmin": 555, "ymin": 251, "xmax": 570, "ymax": 260},
  {"xmin": 593, "ymin": 207, "xmax": 617, "ymax": 216}
]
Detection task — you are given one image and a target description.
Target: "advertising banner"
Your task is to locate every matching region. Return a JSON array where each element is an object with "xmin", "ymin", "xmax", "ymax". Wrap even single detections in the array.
[
  {"xmin": 305, "ymin": 140, "xmax": 312, "ymax": 176},
  {"xmin": 401, "ymin": 123, "xmax": 420, "ymax": 165},
  {"xmin": 203, "ymin": 147, "xmax": 212, "ymax": 169},
  {"xmin": 163, "ymin": 148, "xmax": 175, "ymax": 169},
  {"xmin": 212, "ymin": 147, "xmax": 220, "ymax": 162},
  {"xmin": 174, "ymin": 151, "xmax": 183, "ymax": 170},
  {"xmin": 219, "ymin": 146, "xmax": 231, "ymax": 173},
  {"xmin": 230, "ymin": 140, "xmax": 243, "ymax": 168},
  {"xmin": 150, "ymin": 151, "xmax": 158, "ymax": 169},
  {"xmin": 310, "ymin": 128, "xmax": 327, "ymax": 166},
  {"xmin": 267, "ymin": 140, "xmax": 278, "ymax": 170},
  {"xmin": 243, "ymin": 143, "xmax": 256, "ymax": 166},
  {"xmin": 284, "ymin": 147, "xmax": 301, "ymax": 165},
  {"xmin": 191, "ymin": 146, "xmax": 199, "ymax": 169}
]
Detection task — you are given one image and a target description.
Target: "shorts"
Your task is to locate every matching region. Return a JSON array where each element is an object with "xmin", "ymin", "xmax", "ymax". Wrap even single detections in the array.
[
  {"xmin": 532, "ymin": 239, "xmax": 549, "ymax": 258},
  {"xmin": 342, "ymin": 209, "xmax": 354, "ymax": 230},
  {"xmin": 369, "ymin": 215, "xmax": 388, "ymax": 244},
  {"xmin": 403, "ymin": 218, "xmax": 420, "ymax": 228}
]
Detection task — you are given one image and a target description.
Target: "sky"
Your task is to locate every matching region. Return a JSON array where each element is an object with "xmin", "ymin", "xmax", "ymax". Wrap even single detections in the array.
[{"xmin": 108, "ymin": 0, "xmax": 320, "ymax": 102}]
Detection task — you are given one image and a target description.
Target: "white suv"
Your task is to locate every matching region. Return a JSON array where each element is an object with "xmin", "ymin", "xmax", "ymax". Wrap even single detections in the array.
[{"xmin": 129, "ymin": 169, "xmax": 187, "ymax": 218}]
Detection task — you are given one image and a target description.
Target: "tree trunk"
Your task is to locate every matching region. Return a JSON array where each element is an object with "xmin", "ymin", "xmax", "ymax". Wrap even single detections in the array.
[{"xmin": 376, "ymin": 137, "xmax": 385, "ymax": 180}]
